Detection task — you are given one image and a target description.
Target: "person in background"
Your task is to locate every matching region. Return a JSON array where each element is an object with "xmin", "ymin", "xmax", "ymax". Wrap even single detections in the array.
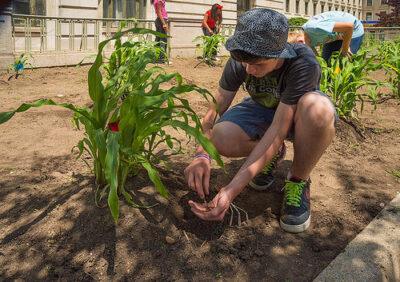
[
  {"xmin": 202, "ymin": 4, "xmax": 223, "ymax": 36},
  {"xmin": 151, "ymin": 0, "xmax": 169, "ymax": 63},
  {"xmin": 298, "ymin": 11, "xmax": 364, "ymax": 62}
]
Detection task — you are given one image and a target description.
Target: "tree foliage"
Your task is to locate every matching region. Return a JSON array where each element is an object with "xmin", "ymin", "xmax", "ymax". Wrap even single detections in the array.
[
  {"xmin": 375, "ymin": 0, "xmax": 400, "ymax": 26},
  {"xmin": 288, "ymin": 17, "xmax": 308, "ymax": 27}
]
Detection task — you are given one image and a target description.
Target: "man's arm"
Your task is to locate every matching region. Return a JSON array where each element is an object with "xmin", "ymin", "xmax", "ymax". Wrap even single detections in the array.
[
  {"xmin": 185, "ymin": 86, "xmax": 236, "ymax": 199},
  {"xmin": 195, "ymin": 86, "xmax": 236, "ymax": 154},
  {"xmin": 189, "ymin": 101, "xmax": 296, "ymax": 220},
  {"xmin": 332, "ymin": 22, "xmax": 354, "ymax": 55},
  {"xmin": 223, "ymin": 102, "xmax": 296, "ymax": 200}
]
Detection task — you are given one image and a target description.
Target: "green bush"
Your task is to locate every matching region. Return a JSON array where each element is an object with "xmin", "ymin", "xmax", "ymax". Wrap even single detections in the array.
[{"xmin": 288, "ymin": 17, "xmax": 308, "ymax": 27}]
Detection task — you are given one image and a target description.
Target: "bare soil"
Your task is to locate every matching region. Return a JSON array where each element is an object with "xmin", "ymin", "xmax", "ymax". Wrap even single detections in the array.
[{"xmin": 0, "ymin": 58, "xmax": 399, "ymax": 281}]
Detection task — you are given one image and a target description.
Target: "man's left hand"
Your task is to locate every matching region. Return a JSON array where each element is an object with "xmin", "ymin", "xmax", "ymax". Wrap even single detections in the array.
[{"xmin": 188, "ymin": 188, "xmax": 232, "ymax": 221}]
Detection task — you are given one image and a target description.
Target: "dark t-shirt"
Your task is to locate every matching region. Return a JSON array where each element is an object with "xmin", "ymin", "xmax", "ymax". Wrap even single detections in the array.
[{"xmin": 219, "ymin": 44, "xmax": 321, "ymax": 109}]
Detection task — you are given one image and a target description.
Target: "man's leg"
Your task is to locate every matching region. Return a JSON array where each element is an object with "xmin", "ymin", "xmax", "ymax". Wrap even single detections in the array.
[
  {"xmin": 291, "ymin": 92, "xmax": 336, "ymax": 179},
  {"xmin": 280, "ymin": 91, "xmax": 336, "ymax": 233},
  {"xmin": 212, "ymin": 121, "xmax": 257, "ymax": 157},
  {"xmin": 321, "ymin": 40, "xmax": 342, "ymax": 63},
  {"xmin": 350, "ymin": 35, "xmax": 364, "ymax": 55},
  {"xmin": 212, "ymin": 98, "xmax": 285, "ymax": 190}
]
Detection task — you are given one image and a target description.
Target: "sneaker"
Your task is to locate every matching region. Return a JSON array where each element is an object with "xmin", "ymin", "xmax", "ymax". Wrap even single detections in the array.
[
  {"xmin": 280, "ymin": 178, "xmax": 311, "ymax": 233},
  {"xmin": 249, "ymin": 143, "xmax": 286, "ymax": 191}
]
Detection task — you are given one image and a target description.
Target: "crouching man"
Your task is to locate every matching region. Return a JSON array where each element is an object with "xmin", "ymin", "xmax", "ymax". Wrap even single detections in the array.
[{"xmin": 185, "ymin": 8, "xmax": 336, "ymax": 233}]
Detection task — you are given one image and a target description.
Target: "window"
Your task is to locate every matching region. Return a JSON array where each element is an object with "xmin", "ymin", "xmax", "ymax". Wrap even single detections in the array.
[
  {"xmin": 313, "ymin": 3, "xmax": 317, "ymax": 15},
  {"xmin": 103, "ymin": 0, "xmax": 146, "ymax": 19},
  {"xmin": 321, "ymin": 2, "xmax": 325, "ymax": 12},
  {"xmin": 348, "ymin": 9, "xmax": 351, "ymax": 13},
  {"xmin": 381, "ymin": 0, "xmax": 388, "ymax": 4},
  {"xmin": 305, "ymin": 1, "xmax": 309, "ymax": 15},
  {"xmin": 285, "ymin": 0, "xmax": 290, "ymax": 12},
  {"xmin": 341, "ymin": 6, "xmax": 345, "ymax": 11},
  {"xmin": 238, "ymin": 0, "xmax": 255, "ymax": 16},
  {"xmin": 328, "ymin": 5, "xmax": 332, "ymax": 11},
  {"xmin": 366, "ymin": 12, "xmax": 372, "ymax": 21},
  {"xmin": 296, "ymin": 0, "xmax": 300, "ymax": 14},
  {"xmin": 367, "ymin": 0, "xmax": 372, "ymax": 6},
  {"xmin": 12, "ymin": 0, "xmax": 46, "ymax": 15}
]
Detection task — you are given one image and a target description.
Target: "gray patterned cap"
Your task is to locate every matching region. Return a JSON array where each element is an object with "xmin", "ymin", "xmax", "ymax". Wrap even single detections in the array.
[{"xmin": 226, "ymin": 8, "xmax": 296, "ymax": 59}]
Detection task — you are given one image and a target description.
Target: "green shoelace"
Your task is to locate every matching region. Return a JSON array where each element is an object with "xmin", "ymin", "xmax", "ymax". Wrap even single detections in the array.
[
  {"xmin": 261, "ymin": 154, "xmax": 279, "ymax": 175},
  {"xmin": 283, "ymin": 180, "xmax": 306, "ymax": 207}
]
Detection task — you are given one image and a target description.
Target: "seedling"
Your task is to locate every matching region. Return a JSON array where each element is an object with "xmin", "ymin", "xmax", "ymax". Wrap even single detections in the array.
[
  {"xmin": 193, "ymin": 34, "xmax": 226, "ymax": 67},
  {"xmin": 8, "ymin": 53, "xmax": 32, "ymax": 80}
]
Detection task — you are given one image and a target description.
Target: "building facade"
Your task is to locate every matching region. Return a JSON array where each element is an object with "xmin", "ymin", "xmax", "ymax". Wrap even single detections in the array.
[
  {"xmin": 362, "ymin": 0, "xmax": 393, "ymax": 21},
  {"xmin": 0, "ymin": 0, "xmax": 396, "ymax": 68},
  {"xmin": 9, "ymin": 0, "xmax": 369, "ymax": 24}
]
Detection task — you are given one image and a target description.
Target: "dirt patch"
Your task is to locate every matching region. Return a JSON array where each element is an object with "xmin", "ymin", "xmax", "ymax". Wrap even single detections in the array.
[{"xmin": 0, "ymin": 58, "xmax": 399, "ymax": 280}]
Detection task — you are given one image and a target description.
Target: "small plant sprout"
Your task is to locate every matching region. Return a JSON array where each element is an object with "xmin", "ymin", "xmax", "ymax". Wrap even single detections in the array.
[
  {"xmin": 387, "ymin": 169, "xmax": 400, "ymax": 180},
  {"xmin": 8, "ymin": 53, "xmax": 32, "ymax": 80},
  {"xmin": 194, "ymin": 34, "xmax": 227, "ymax": 67}
]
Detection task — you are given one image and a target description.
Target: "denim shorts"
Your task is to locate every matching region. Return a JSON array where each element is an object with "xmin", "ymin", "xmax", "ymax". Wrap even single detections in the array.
[
  {"xmin": 216, "ymin": 91, "xmax": 337, "ymax": 140},
  {"xmin": 321, "ymin": 35, "xmax": 364, "ymax": 62}
]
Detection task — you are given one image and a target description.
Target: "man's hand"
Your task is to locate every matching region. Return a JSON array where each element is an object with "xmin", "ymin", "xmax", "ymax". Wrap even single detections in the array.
[
  {"xmin": 184, "ymin": 157, "xmax": 211, "ymax": 199},
  {"xmin": 339, "ymin": 47, "xmax": 352, "ymax": 58},
  {"xmin": 188, "ymin": 188, "xmax": 232, "ymax": 221}
]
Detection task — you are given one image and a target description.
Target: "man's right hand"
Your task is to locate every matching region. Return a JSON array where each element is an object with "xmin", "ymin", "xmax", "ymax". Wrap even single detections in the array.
[{"xmin": 184, "ymin": 157, "xmax": 211, "ymax": 199}]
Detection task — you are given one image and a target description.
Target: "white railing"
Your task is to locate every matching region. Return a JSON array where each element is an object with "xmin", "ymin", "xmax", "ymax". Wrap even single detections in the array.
[{"xmin": 12, "ymin": 14, "xmax": 155, "ymax": 53}]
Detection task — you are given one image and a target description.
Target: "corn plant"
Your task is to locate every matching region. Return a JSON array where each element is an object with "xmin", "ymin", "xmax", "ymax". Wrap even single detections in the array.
[
  {"xmin": 194, "ymin": 34, "xmax": 226, "ymax": 67},
  {"xmin": 0, "ymin": 27, "xmax": 223, "ymax": 223},
  {"xmin": 318, "ymin": 50, "xmax": 381, "ymax": 119},
  {"xmin": 8, "ymin": 53, "xmax": 32, "ymax": 80},
  {"xmin": 378, "ymin": 38, "xmax": 400, "ymax": 99}
]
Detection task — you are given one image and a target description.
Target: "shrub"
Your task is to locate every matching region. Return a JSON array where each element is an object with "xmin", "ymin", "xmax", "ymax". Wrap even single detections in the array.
[{"xmin": 288, "ymin": 17, "xmax": 308, "ymax": 27}]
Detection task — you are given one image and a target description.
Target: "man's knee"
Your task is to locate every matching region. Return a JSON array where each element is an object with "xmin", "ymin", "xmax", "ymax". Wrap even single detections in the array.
[
  {"xmin": 296, "ymin": 92, "xmax": 336, "ymax": 129},
  {"xmin": 211, "ymin": 122, "xmax": 249, "ymax": 157}
]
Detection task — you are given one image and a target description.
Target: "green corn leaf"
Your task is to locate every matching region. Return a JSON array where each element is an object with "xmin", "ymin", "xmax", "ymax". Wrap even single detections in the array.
[
  {"xmin": 140, "ymin": 158, "xmax": 169, "ymax": 198},
  {"xmin": 0, "ymin": 98, "xmax": 96, "ymax": 126},
  {"xmin": 164, "ymin": 120, "xmax": 223, "ymax": 167}
]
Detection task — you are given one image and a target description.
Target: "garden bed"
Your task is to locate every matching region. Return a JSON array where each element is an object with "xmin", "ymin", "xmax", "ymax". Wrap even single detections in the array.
[{"xmin": 0, "ymin": 59, "xmax": 399, "ymax": 280}]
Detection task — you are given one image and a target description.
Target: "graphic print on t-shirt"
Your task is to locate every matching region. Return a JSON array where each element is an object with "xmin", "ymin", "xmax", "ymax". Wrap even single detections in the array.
[{"xmin": 245, "ymin": 75, "xmax": 280, "ymax": 109}]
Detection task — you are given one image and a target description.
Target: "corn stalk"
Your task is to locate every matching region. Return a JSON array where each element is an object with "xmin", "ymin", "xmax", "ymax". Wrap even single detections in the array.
[
  {"xmin": 194, "ymin": 34, "xmax": 226, "ymax": 67},
  {"xmin": 378, "ymin": 38, "xmax": 400, "ymax": 99},
  {"xmin": 0, "ymin": 27, "xmax": 223, "ymax": 223},
  {"xmin": 318, "ymin": 49, "xmax": 381, "ymax": 119}
]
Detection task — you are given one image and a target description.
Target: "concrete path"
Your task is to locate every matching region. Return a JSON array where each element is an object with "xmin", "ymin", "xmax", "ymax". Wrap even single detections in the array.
[{"xmin": 314, "ymin": 193, "xmax": 400, "ymax": 282}]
